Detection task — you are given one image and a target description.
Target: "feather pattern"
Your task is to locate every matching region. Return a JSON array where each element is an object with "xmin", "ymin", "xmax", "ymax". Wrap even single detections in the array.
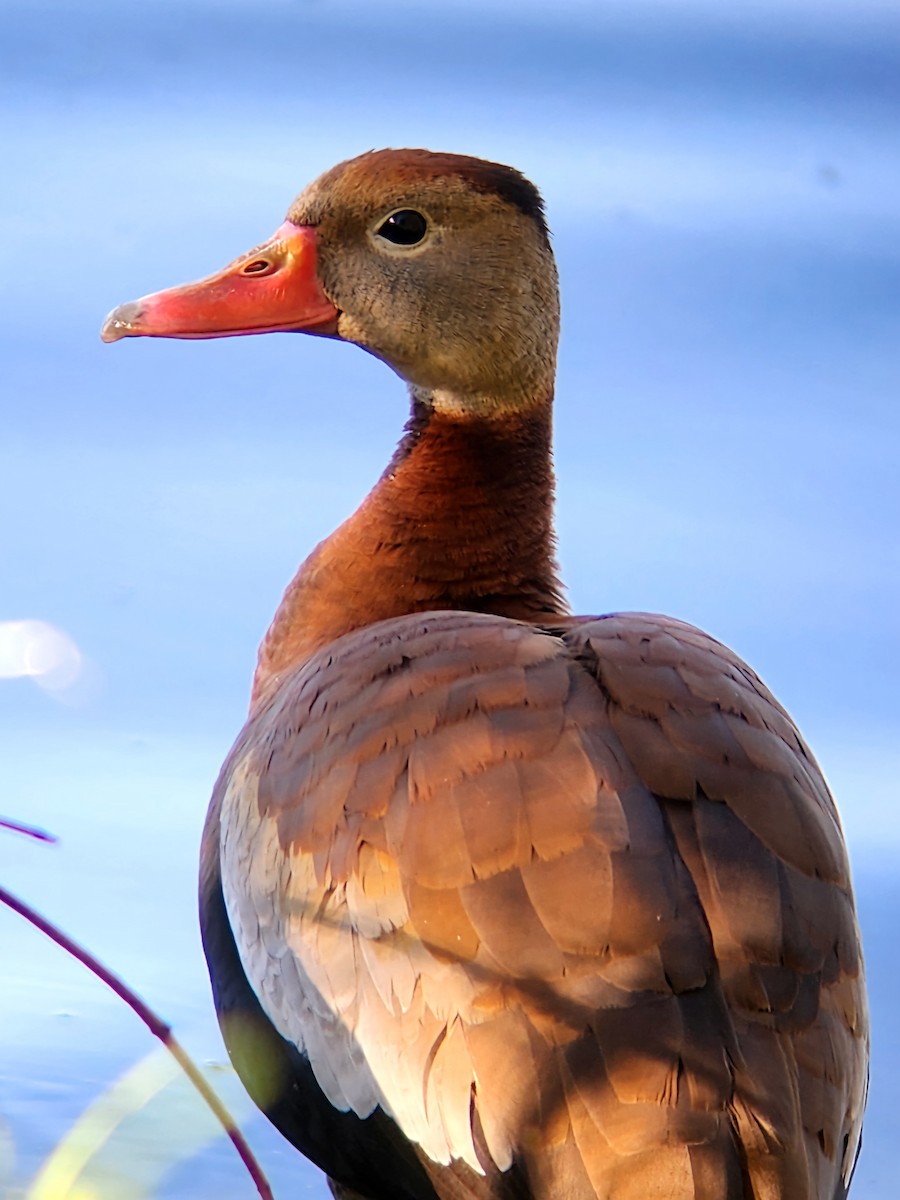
[{"xmin": 213, "ymin": 609, "xmax": 867, "ymax": 1196}]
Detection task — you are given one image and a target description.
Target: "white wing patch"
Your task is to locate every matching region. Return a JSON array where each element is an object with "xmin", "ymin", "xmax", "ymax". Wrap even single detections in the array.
[{"xmin": 219, "ymin": 753, "xmax": 492, "ymax": 1172}]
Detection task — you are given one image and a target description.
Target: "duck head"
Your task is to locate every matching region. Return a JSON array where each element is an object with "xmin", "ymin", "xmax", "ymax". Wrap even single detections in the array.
[{"xmin": 101, "ymin": 149, "xmax": 559, "ymax": 415}]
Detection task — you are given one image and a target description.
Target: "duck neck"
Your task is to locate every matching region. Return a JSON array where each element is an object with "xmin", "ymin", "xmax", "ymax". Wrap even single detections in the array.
[{"xmin": 251, "ymin": 393, "xmax": 566, "ymax": 708}]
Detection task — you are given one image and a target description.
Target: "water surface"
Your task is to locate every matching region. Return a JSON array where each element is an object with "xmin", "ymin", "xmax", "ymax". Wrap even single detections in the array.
[{"xmin": 2, "ymin": 1, "xmax": 897, "ymax": 1194}]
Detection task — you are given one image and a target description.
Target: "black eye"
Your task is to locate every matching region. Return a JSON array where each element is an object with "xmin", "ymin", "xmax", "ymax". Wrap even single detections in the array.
[{"xmin": 375, "ymin": 209, "xmax": 429, "ymax": 246}]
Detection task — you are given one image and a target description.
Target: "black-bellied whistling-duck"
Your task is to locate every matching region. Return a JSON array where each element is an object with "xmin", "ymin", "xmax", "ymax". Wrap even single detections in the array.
[{"xmin": 102, "ymin": 149, "xmax": 868, "ymax": 1200}]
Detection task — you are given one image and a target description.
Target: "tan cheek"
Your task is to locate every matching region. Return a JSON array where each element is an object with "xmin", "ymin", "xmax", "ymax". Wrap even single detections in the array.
[{"xmin": 333, "ymin": 311, "xmax": 426, "ymax": 383}]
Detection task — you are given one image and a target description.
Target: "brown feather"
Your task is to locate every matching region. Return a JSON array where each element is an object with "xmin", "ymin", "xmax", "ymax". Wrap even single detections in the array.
[{"xmin": 210, "ymin": 608, "xmax": 866, "ymax": 1197}]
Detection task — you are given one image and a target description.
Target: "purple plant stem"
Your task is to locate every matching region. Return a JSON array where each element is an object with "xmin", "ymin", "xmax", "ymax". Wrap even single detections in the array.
[
  {"xmin": 0, "ymin": 884, "xmax": 274, "ymax": 1200},
  {"xmin": 0, "ymin": 816, "xmax": 57, "ymax": 842}
]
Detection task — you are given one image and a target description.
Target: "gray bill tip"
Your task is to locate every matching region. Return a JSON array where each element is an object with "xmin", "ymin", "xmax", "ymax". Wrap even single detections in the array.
[{"xmin": 100, "ymin": 300, "xmax": 143, "ymax": 343}]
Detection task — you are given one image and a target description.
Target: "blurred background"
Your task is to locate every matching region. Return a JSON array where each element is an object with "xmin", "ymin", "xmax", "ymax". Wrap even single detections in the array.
[{"xmin": 1, "ymin": 0, "xmax": 897, "ymax": 1195}]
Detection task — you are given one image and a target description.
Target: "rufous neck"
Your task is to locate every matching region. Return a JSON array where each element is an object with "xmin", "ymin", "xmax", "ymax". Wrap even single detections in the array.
[{"xmin": 251, "ymin": 394, "xmax": 566, "ymax": 709}]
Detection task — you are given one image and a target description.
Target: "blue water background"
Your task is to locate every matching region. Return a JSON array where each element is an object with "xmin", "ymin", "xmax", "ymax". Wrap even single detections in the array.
[{"xmin": 1, "ymin": 0, "xmax": 897, "ymax": 1195}]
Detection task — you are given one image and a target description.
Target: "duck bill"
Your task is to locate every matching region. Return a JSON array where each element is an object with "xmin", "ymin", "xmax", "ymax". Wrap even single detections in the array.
[{"xmin": 101, "ymin": 222, "xmax": 339, "ymax": 343}]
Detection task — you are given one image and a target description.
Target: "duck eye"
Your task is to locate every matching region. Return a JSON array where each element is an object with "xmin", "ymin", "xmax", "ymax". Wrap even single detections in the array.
[{"xmin": 375, "ymin": 210, "xmax": 429, "ymax": 247}]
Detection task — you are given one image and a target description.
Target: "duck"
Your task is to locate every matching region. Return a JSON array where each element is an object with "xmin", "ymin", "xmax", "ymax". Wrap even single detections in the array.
[{"xmin": 102, "ymin": 148, "xmax": 868, "ymax": 1200}]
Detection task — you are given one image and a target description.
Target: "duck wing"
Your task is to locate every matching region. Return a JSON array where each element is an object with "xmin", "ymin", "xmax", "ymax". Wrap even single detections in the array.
[{"xmin": 202, "ymin": 608, "xmax": 867, "ymax": 1200}]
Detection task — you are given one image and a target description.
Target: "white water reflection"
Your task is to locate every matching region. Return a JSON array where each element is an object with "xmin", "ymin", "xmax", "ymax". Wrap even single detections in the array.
[{"xmin": 0, "ymin": 621, "xmax": 83, "ymax": 695}]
